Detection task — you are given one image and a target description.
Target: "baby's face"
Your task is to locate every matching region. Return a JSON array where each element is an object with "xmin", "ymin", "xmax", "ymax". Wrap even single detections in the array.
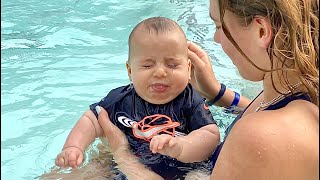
[{"xmin": 127, "ymin": 30, "xmax": 190, "ymax": 104}]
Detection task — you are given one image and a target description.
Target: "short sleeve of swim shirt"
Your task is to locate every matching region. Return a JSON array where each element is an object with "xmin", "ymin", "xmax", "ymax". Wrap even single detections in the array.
[
  {"xmin": 180, "ymin": 84, "xmax": 216, "ymax": 132},
  {"xmin": 89, "ymin": 85, "xmax": 132, "ymax": 122}
]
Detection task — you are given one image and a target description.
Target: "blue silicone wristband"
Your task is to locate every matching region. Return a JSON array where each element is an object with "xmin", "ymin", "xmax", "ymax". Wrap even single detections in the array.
[
  {"xmin": 230, "ymin": 91, "xmax": 240, "ymax": 106},
  {"xmin": 205, "ymin": 83, "xmax": 226, "ymax": 106}
]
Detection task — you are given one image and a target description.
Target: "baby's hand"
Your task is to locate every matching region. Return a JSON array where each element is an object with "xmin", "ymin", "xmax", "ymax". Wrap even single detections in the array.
[
  {"xmin": 55, "ymin": 146, "xmax": 84, "ymax": 168},
  {"xmin": 149, "ymin": 134, "xmax": 183, "ymax": 159}
]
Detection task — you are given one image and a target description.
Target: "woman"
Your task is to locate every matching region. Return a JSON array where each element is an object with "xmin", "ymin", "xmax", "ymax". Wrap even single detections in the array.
[{"xmin": 98, "ymin": 0, "xmax": 319, "ymax": 179}]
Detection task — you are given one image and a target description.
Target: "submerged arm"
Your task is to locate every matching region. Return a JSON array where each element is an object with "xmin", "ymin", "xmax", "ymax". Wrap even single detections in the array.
[{"xmin": 112, "ymin": 148, "xmax": 163, "ymax": 180}]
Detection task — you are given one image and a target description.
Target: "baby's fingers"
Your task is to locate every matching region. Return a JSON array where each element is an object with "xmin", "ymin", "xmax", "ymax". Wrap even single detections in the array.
[
  {"xmin": 68, "ymin": 152, "xmax": 79, "ymax": 168},
  {"xmin": 63, "ymin": 150, "xmax": 72, "ymax": 167},
  {"xmin": 168, "ymin": 138, "xmax": 177, "ymax": 148},
  {"xmin": 150, "ymin": 137, "xmax": 160, "ymax": 153},
  {"xmin": 157, "ymin": 137, "xmax": 170, "ymax": 150},
  {"xmin": 150, "ymin": 134, "xmax": 172, "ymax": 153},
  {"xmin": 77, "ymin": 152, "xmax": 84, "ymax": 167},
  {"xmin": 55, "ymin": 153, "xmax": 66, "ymax": 167}
]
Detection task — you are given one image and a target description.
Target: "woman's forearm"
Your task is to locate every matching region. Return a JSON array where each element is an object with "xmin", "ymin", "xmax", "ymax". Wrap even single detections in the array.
[
  {"xmin": 213, "ymin": 88, "xmax": 251, "ymax": 108},
  {"xmin": 113, "ymin": 148, "xmax": 163, "ymax": 180},
  {"xmin": 199, "ymin": 82, "xmax": 251, "ymax": 108}
]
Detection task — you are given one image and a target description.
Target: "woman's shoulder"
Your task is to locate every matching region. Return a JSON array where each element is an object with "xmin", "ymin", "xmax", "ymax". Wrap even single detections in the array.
[
  {"xmin": 284, "ymin": 98, "xmax": 318, "ymax": 115},
  {"xmin": 213, "ymin": 101, "xmax": 319, "ymax": 179},
  {"xmin": 236, "ymin": 100, "xmax": 319, "ymax": 153},
  {"xmin": 241, "ymin": 99, "xmax": 318, "ymax": 133}
]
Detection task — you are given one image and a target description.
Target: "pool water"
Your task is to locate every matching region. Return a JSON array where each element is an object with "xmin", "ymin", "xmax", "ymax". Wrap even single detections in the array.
[{"xmin": 1, "ymin": 0, "xmax": 261, "ymax": 179}]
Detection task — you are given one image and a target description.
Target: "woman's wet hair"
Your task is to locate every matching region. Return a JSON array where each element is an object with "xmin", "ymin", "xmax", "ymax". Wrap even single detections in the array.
[{"xmin": 218, "ymin": 0, "xmax": 319, "ymax": 106}]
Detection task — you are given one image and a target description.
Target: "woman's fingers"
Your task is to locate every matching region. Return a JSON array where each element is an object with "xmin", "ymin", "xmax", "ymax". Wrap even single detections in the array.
[
  {"xmin": 96, "ymin": 106, "xmax": 113, "ymax": 135},
  {"xmin": 187, "ymin": 41, "xmax": 210, "ymax": 67},
  {"xmin": 188, "ymin": 49, "xmax": 203, "ymax": 68},
  {"xmin": 96, "ymin": 106, "xmax": 129, "ymax": 152},
  {"xmin": 187, "ymin": 41, "xmax": 220, "ymax": 99},
  {"xmin": 187, "ymin": 41, "xmax": 207, "ymax": 58}
]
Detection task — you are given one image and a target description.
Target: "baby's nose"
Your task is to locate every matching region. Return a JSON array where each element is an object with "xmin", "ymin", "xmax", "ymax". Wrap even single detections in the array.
[{"xmin": 153, "ymin": 66, "xmax": 167, "ymax": 77}]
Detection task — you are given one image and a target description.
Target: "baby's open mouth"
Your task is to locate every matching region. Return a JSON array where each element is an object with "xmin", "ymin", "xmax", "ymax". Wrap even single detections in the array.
[{"xmin": 151, "ymin": 83, "xmax": 169, "ymax": 92}]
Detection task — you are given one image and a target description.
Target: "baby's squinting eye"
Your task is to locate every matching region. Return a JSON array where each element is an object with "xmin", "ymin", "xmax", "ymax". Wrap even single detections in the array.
[
  {"xmin": 143, "ymin": 65, "xmax": 153, "ymax": 68},
  {"xmin": 168, "ymin": 64, "xmax": 178, "ymax": 68}
]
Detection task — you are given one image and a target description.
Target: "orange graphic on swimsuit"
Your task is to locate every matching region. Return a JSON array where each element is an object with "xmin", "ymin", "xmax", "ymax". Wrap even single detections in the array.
[
  {"xmin": 204, "ymin": 103, "xmax": 209, "ymax": 110},
  {"xmin": 132, "ymin": 114, "xmax": 180, "ymax": 142}
]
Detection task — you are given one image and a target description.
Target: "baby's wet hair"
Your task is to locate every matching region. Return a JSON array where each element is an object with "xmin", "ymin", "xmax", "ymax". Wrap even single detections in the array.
[
  {"xmin": 129, "ymin": 17, "xmax": 185, "ymax": 42},
  {"xmin": 128, "ymin": 17, "xmax": 186, "ymax": 62}
]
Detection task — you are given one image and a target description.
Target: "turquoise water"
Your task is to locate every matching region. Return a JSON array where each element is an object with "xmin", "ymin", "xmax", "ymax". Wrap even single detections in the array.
[{"xmin": 1, "ymin": 0, "xmax": 261, "ymax": 179}]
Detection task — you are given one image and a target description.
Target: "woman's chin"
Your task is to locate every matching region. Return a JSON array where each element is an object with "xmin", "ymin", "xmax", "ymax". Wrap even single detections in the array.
[{"xmin": 236, "ymin": 69, "xmax": 263, "ymax": 82}]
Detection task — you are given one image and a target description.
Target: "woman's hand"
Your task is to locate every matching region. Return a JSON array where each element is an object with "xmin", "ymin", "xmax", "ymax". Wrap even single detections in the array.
[
  {"xmin": 187, "ymin": 41, "xmax": 220, "ymax": 100},
  {"xmin": 96, "ymin": 106, "xmax": 129, "ymax": 154},
  {"xmin": 96, "ymin": 106, "xmax": 163, "ymax": 180}
]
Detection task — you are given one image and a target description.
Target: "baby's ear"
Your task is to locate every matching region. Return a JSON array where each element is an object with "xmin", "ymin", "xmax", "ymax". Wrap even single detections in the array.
[{"xmin": 126, "ymin": 61, "xmax": 132, "ymax": 81}]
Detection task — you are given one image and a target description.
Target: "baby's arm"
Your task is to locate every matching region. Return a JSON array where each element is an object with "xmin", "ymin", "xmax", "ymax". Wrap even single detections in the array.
[
  {"xmin": 150, "ymin": 124, "xmax": 220, "ymax": 163},
  {"xmin": 55, "ymin": 109, "xmax": 104, "ymax": 168}
]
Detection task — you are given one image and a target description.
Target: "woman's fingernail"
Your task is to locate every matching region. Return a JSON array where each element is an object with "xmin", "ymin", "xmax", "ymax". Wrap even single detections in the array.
[{"xmin": 95, "ymin": 106, "xmax": 101, "ymax": 115}]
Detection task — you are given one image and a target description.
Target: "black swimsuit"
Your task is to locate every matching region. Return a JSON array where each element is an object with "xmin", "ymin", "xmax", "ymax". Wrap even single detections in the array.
[{"xmin": 210, "ymin": 92, "xmax": 310, "ymax": 170}]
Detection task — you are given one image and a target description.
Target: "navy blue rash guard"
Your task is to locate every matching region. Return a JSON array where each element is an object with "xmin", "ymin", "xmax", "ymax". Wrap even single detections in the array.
[
  {"xmin": 210, "ymin": 92, "xmax": 311, "ymax": 171},
  {"xmin": 89, "ymin": 84, "xmax": 216, "ymax": 180}
]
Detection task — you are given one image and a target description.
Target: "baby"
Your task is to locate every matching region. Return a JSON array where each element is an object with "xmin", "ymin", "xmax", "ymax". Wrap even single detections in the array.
[{"xmin": 55, "ymin": 17, "xmax": 220, "ymax": 179}]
